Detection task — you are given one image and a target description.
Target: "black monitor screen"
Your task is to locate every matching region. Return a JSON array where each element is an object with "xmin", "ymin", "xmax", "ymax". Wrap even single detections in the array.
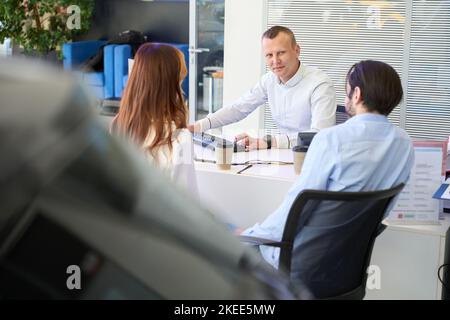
[{"xmin": 297, "ymin": 132, "xmax": 317, "ymax": 148}]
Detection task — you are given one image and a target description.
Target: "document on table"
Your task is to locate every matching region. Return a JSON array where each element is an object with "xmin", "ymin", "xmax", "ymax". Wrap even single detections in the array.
[
  {"xmin": 433, "ymin": 179, "xmax": 450, "ymax": 200},
  {"xmin": 388, "ymin": 140, "xmax": 447, "ymax": 224},
  {"xmin": 241, "ymin": 164, "xmax": 297, "ymax": 181}
]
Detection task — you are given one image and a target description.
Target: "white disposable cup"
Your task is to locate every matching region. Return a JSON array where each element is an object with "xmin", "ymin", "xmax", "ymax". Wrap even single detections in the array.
[
  {"xmin": 216, "ymin": 140, "xmax": 233, "ymax": 170},
  {"xmin": 292, "ymin": 146, "xmax": 308, "ymax": 175}
]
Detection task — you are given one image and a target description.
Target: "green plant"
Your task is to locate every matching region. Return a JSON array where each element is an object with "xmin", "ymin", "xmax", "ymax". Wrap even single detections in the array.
[{"xmin": 0, "ymin": 0, "xmax": 94, "ymax": 59}]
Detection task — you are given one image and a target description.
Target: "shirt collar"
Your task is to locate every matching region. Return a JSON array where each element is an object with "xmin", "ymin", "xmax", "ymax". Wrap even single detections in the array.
[
  {"xmin": 346, "ymin": 113, "xmax": 389, "ymax": 124},
  {"xmin": 277, "ymin": 60, "xmax": 303, "ymax": 87}
]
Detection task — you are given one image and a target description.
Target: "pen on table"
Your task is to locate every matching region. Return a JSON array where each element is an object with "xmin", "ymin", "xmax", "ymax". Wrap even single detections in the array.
[{"xmin": 237, "ymin": 164, "xmax": 253, "ymax": 174}]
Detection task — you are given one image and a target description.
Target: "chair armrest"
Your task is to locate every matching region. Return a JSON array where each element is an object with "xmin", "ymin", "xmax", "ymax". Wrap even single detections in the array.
[
  {"xmin": 62, "ymin": 40, "xmax": 106, "ymax": 70},
  {"xmin": 238, "ymin": 235, "xmax": 291, "ymax": 249},
  {"xmin": 376, "ymin": 223, "xmax": 387, "ymax": 236}
]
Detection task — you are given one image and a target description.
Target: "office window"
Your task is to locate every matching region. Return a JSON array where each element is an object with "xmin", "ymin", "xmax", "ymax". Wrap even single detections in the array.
[
  {"xmin": 406, "ymin": 0, "xmax": 450, "ymax": 139},
  {"xmin": 265, "ymin": 0, "xmax": 450, "ymax": 140}
]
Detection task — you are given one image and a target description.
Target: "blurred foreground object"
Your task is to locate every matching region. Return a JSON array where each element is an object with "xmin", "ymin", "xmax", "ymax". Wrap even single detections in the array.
[{"xmin": 0, "ymin": 57, "xmax": 303, "ymax": 299}]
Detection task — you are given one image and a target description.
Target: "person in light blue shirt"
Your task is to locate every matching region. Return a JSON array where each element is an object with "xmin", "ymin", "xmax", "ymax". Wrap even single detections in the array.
[{"xmin": 241, "ymin": 60, "xmax": 415, "ymax": 269}]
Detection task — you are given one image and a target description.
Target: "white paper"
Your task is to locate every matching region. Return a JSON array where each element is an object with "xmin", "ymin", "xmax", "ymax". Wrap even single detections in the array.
[
  {"xmin": 242, "ymin": 164, "xmax": 296, "ymax": 181},
  {"xmin": 389, "ymin": 147, "xmax": 443, "ymax": 222}
]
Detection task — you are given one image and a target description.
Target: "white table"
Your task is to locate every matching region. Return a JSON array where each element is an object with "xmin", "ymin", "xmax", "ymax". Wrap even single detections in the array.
[
  {"xmin": 194, "ymin": 146, "xmax": 450, "ymax": 299},
  {"xmin": 194, "ymin": 146, "xmax": 296, "ymax": 227}
]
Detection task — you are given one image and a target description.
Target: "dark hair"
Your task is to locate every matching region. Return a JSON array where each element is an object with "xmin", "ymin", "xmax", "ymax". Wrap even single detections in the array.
[
  {"xmin": 262, "ymin": 26, "xmax": 297, "ymax": 47},
  {"xmin": 346, "ymin": 60, "xmax": 403, "ymax": 115}
]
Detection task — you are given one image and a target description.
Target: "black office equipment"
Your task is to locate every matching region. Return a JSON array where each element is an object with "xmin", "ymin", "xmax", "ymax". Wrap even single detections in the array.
[
  {"xmin": 192, "ymin": 132, "xmax": 246, "ymax": 152},
  {"xmin": 441, "ymin": 227, "xmax": 450, "ymax": 300},
  {"xmin": 336, "ymin": 104, "xmax": 350, "ymax": 125},
  {"xmin": 297, "ymin": 132, "xmax": 317, "ymax": 148},
  {"xmin": 240, "ymin": 184, "xmax": 405, "ymax": 299}
]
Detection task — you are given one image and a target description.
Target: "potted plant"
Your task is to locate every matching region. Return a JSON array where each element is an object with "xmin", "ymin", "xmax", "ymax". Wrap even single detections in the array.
[{"xmin": 0, "ymin": 0, "xmax": 94, "ymax": 60}]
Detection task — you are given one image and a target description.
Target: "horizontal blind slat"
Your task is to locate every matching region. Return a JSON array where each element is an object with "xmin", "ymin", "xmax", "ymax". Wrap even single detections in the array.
[{"xmin": 265, "ymin": 0, "xmax": 450, "ymax": 140}]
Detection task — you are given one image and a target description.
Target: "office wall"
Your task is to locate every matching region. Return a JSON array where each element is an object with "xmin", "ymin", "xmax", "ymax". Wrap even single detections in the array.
[
  {"xmin": 76, "ymin": 0, "xmax": 189, "ymax": 43},
  {"xmin": 222, "ymin": 0, "xmax": 266, "ymax": 136}
]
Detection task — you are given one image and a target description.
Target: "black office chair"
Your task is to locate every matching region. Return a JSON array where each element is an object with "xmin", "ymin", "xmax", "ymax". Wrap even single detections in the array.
[
  {"xmin": 336, "ymin": 104, "xmax": 349, "ymax": 124},
  {"xmin": 240, "ymin": 183, "xmax": 405, "ymax": 299}
]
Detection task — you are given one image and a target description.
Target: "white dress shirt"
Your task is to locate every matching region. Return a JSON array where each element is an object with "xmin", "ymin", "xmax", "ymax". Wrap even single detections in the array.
[
  {"xmin": 242, "ymin": 113, "xmax": 415, "ymax": 268},
  {"xmin": 142, "ymin": 125, "xmax": 198, "ymax": 198},
  {"xmin": 197, "ymin": 62, "xmax": 336, "ymax": 148}
]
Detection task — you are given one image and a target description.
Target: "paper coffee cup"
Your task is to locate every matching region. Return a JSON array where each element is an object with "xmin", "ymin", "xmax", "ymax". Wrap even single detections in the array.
[
  {"xmin": 215, "ymin": 139, "xmax": 233, "ymax": 170},
  {"xmin": 292, "ymin": 145, "xmax": 308, "ymax": 175}
]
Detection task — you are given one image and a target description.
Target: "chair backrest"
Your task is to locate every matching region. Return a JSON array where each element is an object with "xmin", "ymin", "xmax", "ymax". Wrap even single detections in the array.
[
  {"xmin": 279, "ymin": 183, "xmax": 404, "ymax": 299},
  {"xmin": 336, "ymin": 104, "xmax": 349, "ymax": 125}
]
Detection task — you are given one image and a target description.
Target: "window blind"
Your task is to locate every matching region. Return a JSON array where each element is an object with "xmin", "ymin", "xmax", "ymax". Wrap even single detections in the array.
[
  {"xmin": 405, "ymin": 0, "xmax": 450, "ymax": 139},
  {"xmin": 265, "ymin": 0, "xmax": 449, "ymax": 140}
]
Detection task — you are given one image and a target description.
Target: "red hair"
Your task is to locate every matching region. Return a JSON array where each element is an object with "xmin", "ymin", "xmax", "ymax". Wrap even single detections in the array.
[{"xmin": 112, "ymin": 43, "xmax": 188, "ymax": 160}]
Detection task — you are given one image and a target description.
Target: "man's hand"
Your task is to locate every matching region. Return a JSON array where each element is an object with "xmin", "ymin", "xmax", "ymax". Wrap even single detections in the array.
[{"xmin": 235, "ymin": 133, "xmax": 267, "ymax": 151}]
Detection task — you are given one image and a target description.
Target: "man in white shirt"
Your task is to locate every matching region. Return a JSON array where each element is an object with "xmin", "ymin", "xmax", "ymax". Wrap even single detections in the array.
[{"xmin": 189, "ymin": 26, "xmax": 336, "ymax": 150}]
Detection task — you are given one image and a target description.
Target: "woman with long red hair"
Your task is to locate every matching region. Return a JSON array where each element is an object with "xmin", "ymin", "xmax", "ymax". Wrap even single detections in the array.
[{"xmin": 111, "ymin": 43, "xmax": 197, "ymax": 195}]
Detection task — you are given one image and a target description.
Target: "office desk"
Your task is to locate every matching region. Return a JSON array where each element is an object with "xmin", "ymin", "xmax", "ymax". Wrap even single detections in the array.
[
  {"xmin": 194, "ymin": 147, "xmax": 450, "ymax": 299},
  {"xmin": 366, "ymin": 216, "xmax": 450, "ymax": 300},
  {"xmin": 194, "ymin": 146, "xmax": 296, "ymax": 228}
]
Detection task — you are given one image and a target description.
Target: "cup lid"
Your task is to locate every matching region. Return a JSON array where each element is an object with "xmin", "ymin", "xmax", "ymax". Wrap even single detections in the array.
[
  {"xmin": 216, "ymin": 138, "xmax": 233, "ymax": 148},
  {"xmin": 292, "ymin": 145, "xmax": 308, "ymax": 152}
]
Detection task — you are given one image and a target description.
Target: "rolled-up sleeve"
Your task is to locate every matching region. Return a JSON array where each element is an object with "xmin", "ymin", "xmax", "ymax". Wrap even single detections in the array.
[{"xmin": 310, "ymin": 80, "xmax": 336, "ymax": 131}]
